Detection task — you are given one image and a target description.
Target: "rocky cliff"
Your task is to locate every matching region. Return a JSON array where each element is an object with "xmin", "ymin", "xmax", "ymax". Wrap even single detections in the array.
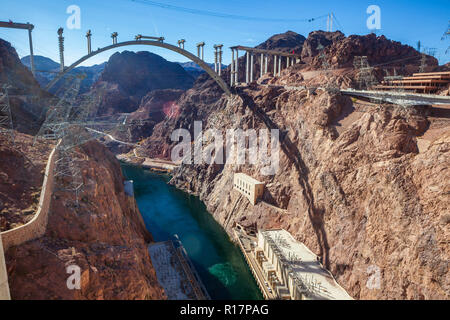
[
  {"xmin": 139, "ymin": 32, "xmax": 449, "ymax": 300},
  {"xmin": 308, "ymin": 33, "xmax": 438, "ymax": 72},
  {"xmin": 4, "ymin": 139, "xmax": 165, "ymax": 300},
  {"xmin": 0, "ymin": 39, "xmax": 50, "ymax": 134},
  {"xmin": 92, "ymin": 51, "xmax": 194, "ymax": 117}
]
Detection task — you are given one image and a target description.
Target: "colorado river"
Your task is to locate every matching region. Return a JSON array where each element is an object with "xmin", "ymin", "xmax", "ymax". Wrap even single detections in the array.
[{"xmin": 121, "ymin": 164, "xmax": 262, "ymax": 300}]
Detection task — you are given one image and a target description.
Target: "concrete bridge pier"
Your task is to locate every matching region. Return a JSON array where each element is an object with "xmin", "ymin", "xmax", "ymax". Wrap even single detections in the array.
[
  {"xmin": 250, "ymin": 53, "xmax": 254, "ymax": 82},
  {"xmin": 27, "ymin": 28, "xmax": 35, "ymax": 76},
  {"xmin": 86, "ymin": 30, "xmax": 92, "ymax": 54},
  {"xmin": 234, "ymin": 49, "xmax": 239, "ymax": 85},
  {"xmin": 111, "ymin": 32, "xmax": 118, "ymax": 45},
  {"xmin": 264, "ymin": 55, "xmax": 268, "ymax": 74},
  {"xmin": 246, "ymin": 51, "xmax": 250, "ymax": 84},
  {"xmin": 278, "ymin": 56, "xmax": 282, "ymax": 76},
  {"xmin": 214, "ymin": 49, "xmax": 218, "ymax": 73},
  {"xmin": 260, "ymin": 53, "xmax": 264, "ymax": 78},
  {"xmin": 273, "ymin": 55, "xmax": 277, "ymax": 75},
  {"xmin": 177, "ymin": 39, "xmax": 185, "ymax": 49},
  {"xmin": 197, "ymin": 42, "xmax": 205, "ymax": 60},
  {"xmin": 214, "ymin": 44, "xmax": 223, "ymax": 76},
  {"xmin": 57, "ymin": 27, "xmax": 64, "ymax": 72},
  {"xmin": 231, "ymin": 49, "xmax": 235, "ymax": 86}
]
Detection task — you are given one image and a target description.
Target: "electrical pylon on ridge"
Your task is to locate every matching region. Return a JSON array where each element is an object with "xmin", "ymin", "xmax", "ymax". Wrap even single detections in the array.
[
  {"xmin": 418, "ymin": 48, "xmax": 437, "ymax": 73},
  {"xmin": 353, "ymin": 56, "xmax": 377, "ymax": 90},
  {"xmin": 316, "ymin": 43, "xmax": 330, "ymax": 71},
  {"xmin": 35, "ymin": 74, "xmax": 85, "ymax": 142},
  {"xmin": 0, "ymin": 84, "xmax": 15, "ymax": 145},
  {"xmin": 442, "ymin": 21, "xmax": 449, "ymax": 54}
]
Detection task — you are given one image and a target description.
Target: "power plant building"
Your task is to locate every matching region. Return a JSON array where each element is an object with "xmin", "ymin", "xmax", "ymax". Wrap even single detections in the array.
[
  {"xmin": 233, "ymin": 173, "xmax": 264, "ymax": 205},
  {"xmin": 256, "ymin": 229, "xmax": 353, "ymax": 300}
]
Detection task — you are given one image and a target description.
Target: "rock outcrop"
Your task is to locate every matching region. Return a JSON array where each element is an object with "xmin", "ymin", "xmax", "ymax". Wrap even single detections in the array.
[
  {"xmin": 301, "ymin": 30, "xmax": 345, "ymax": 61},
  {"xmin": 0, "ymin": 133, "xmax": 53, "ymax": 231},
  {"xmin": 92, "ymin": 51, "xmax": 194, "ymax": 117},
  {"xmin": 0, "ymin": 39, "xmax": 40, "ymax": 93},
  {"xmin": 0, "ymin": 39, "xmax": 49, "ymax": 134},
  {"xmin": 5, "ymin": 140, "xmax": 165, "ymax": 300},
  {"xmin": 310, "ymin": 33, "xmax": 438, "ymax": 71},
  {"xmin": 256, "ymin": 30, "xmax": 306, "ymax": 54},
  {"xmin": 139, "ymin": 32, "xmax": 449, "ymax": 300}
]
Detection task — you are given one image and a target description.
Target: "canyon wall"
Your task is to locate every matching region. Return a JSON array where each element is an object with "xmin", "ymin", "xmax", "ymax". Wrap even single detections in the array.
[
  {"xmin": 5, "ymin": 141, "xmax": 165, "ymax": 300},
  {"xmin": 140, "ymin": 46, "xmax": 449, "ymax": 299},
  {"xmin": 168, "ymin": 86, "xmax": 448, "ymax": 300}
]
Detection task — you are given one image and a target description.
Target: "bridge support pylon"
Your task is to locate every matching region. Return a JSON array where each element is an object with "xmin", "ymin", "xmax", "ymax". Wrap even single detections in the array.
[{"xmin": 57, "ymin": 27, "xmax": 65, "ymax": 72}]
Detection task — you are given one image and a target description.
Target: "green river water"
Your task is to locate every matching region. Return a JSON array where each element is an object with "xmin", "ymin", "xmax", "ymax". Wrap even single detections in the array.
[{"xmin": 121, "ymin": 164, "xmax": 262, "ymax": 300}]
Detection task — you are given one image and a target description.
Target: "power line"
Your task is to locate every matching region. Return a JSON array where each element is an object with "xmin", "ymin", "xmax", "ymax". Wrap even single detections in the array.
[
  {"xmin": 331, "ymin": 13, "xmax": 344, "ymax": 32},
  {"xmin": 130, "ymin": 0, "xmax": 328, "ymax": 23}
]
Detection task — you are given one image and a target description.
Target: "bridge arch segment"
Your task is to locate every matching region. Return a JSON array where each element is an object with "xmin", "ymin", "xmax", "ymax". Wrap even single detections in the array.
[{"xmin": 45, "ymin": 40, "xmax": 231, "ymax": 95}]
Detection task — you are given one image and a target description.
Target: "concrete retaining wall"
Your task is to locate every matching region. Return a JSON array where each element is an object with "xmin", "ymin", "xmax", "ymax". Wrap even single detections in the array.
[
  {"xmin": 0, "ymin": 145, "xmax": 57, "ymax": 251},
  {"xmin": 0, "ymin": 234, "xmax": 10, "ymax": 300},
  {"xmin": 0, "ymin": 144, "xmax": 57, "ymax": 300}
]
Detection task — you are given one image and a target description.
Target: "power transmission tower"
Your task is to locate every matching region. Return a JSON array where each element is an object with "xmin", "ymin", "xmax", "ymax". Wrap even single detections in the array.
[
  {"xmin": 442, "ymin": 21, "xmax": 450, "ymax": 54},
  {"xmin": 317, "ymin": 43, "xmax": 330, "ymax": 70},
  {"xmin": 353, "ymin": 56, "xmax": 376, "ymax": 90},
  {"xmin": 36, "ymin": 74, "xmax": 85, "ymax": 141},
  {"xmin": 0, "ymin": 85, "xmax": 15, "ymax": 145},
  {"xmin": 36, "ymin": 74, "xmax": 127, "ymax": 206},
  {"xmin": 419, "ymin": 48, "xmax": 437, "ymax": 73},
  {"xmin": 35, "ymin": 74, "xmax": 86, "ymax": 206}
]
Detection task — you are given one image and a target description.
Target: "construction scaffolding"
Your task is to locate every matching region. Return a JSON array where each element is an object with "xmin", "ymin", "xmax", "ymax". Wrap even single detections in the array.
[{"xmin": 0, "ymin": 85, "xmax": 15, "ymax": 145}]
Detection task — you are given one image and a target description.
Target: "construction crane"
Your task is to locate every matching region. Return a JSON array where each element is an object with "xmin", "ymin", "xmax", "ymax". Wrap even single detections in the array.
[{"xmin": 0, "ymin": 21, "xmax": 35, "ymax": 75}]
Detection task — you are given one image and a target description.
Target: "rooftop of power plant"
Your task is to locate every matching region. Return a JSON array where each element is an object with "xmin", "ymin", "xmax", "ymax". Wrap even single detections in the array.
[{"xmin": 260, "ymin": 229, "xmax": 353, "ymax": 300}]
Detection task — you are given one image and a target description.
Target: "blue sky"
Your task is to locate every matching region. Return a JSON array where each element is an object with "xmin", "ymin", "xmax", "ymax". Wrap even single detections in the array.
[{"xmin": 1, "ymin": 0, "xmax": 449, "ymax": 66}]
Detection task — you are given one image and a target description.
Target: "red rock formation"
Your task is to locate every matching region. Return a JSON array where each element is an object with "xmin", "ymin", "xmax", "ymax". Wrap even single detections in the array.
[
  {"xmin": 0, "ymin": 38, "xmax": 50, "ymax": 134},
  {"xmin": 132, "ymin": 89, "xmax": 185, "ymax": 123},
  {"xmin": 310, "ymin": 33, "xmax": 438, "ymax": 71},
  {"xmin": 5, "ymin": 140, "xmax": 165, "ymax": 300},
  {"xmin": 0, "ymin": 39, "xmax": 40, "ymax": 93},
  {"xmin": 256, "ymin": 30, "xmax": 306, "ymax": 53},
  {"xmin": 301, "ymin": 30, "xmax": 345, "ymax": 62},
  {"xmin": 91, "ymin": 51, "xmax": 194, "ymax": 117},
  {"xmin": 0, "ymin": 133, "xmax": 54, "ymax": 231},
  {"xmin": 141, "ymin": 32, "xmax": 449, "ymax": 300}
]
